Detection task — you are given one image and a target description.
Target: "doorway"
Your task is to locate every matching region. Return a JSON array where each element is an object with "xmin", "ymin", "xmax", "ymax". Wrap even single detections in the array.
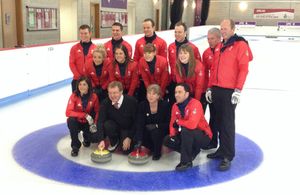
[
  {"xmin": 90, "ymin": 2, "xmax": 100, "ymax": 38},
  {"xmin": 59, "ymin": 0, "xmax": 77, "ymax": 42},
  {"xmin": 1, "ymin": 0, "xmax": 23, "ymax": 48},
  {"xmin": 155, "ymin": 9, "xmax": 160, "ymax": 31}
]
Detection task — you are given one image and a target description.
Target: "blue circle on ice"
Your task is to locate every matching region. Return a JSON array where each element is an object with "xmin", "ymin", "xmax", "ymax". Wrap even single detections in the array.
[{"xmin": 13, "ymin": 123, "xmax": 263, "ymax": 191}]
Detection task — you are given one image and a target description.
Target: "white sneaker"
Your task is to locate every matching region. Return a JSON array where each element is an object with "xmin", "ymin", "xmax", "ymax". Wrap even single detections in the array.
[{"xmin": 107, "ymin": 139, "xmax": 119, "ymax": 152}]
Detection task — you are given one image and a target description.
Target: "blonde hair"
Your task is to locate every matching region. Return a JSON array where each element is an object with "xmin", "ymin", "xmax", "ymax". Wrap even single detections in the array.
[
  {"xmin": 175, "ymin": 44, "xmax": 196, "ymax": 79},
  {"xmin": 93, "ymin": 43, "xmax": 107, "ymax": 59}
]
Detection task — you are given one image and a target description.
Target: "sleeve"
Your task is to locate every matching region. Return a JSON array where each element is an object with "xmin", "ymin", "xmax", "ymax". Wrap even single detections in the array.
[
  {"xmin": 139, "ymin": 59, "xmax": 151, "ymax": 90},
  {"xmin": 236, "ymin": 43, "xmax": 251, "ymax": 90},
  {"xmin": 128, "ymin": 63, "xmax": 139, "ymax": 96},
  {"xmin": 169, "ymin": 104, "xmax": 179, "ymax": 136},
  {"xmin": 194, "ymin": 62, "xmax": 205, "ymax": 101},
  {"xmin": 127, "ymin": 43, "xmax": 133, "ymax": 59},
  {"xmin": 65, "ymin": 94, "xmax": 86, "ymax": 119},
  {"xmin": 135, "ymin": 102, "xmax": 146, "ymax": 141},
  {"xmin": 102, "ymin": 59, "xmax": 112, "ymax": 90},
  {"xmin": 158, "ymin": 40, "xmax": 168, "ymax": 59},
  {"xmin": 93, "ymin": 94, "xmax": 100, "ymax": 123},
  {"xmin": 133, "ymin": 41, "xmax": 141, "ymax": 64},
  {"xmin": 193, "ymin": 46, "xmax": 202, "ymax": 62},
  {"xmin": 160, "ymin": 58, "xmax": 169, "ymax": 97},
  {"xmin": 177, "ymin": 101, "xmax": 202, "ymax": 130},
  {"xmin": 69, "ymin": 46, "xmax": 81, "ymax": 79},
  {"xmin": 108, "ymin": 65, "xmax": 117, "ymax": 82}
]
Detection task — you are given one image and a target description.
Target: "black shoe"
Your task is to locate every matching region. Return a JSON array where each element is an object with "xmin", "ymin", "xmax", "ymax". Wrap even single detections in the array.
[
  {"xmin": 152, "ymin": 154, "xmax": 162, "ymax": 161},
  {"xmin": 218, "ymin": 158, "xmax": 231, "ymax": 171},
  {"xmin": 207, "ymin": 152, "xmax": 222, "ymax": 159},
  {"xmin": 71, "ymin": 148, "xmax": 78, "ymax": 157},
  {"xmin": 82, "ymin": 140, "xmax": 90, "ymax": 147},
  {"xmin": 175, "ymin": 161, "xmax": 193, "ymax": 171},
  {"xmin": 191, "ymin": 148, "xmax": 201, "ymax": 161}
]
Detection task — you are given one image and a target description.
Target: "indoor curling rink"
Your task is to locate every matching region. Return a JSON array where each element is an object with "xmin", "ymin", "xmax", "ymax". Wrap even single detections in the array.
[{"xmin": 1, "ymin": 33, "xmax": 300, "ymax": 195}]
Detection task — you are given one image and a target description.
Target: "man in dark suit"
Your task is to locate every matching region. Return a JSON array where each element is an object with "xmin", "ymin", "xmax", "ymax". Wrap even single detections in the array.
[{"xmin": 97, "ymin": 81, "xmax": 138, "ymax": 154}]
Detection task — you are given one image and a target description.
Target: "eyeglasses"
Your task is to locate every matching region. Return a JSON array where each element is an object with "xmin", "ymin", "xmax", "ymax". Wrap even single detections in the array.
[{"xmin": 108, "ymin": 91, "xmax": 120, "ymax": 96}]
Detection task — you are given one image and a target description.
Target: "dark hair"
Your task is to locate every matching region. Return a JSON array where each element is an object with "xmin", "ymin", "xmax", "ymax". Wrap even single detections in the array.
[
  {"xmin": 175, "ymin": 44, "xmax": 196, "ymax": 79},
  {"xmin": 112, "ymin": 22, "xmax": 123, "ymax": 31},
  {"xmin": 176, "ymin": 82, "xmax": 190, "ymax": 94},
  {"xmin": 143, "ymin": 18, "xmax": 155, "ymax": 27},
  {"xmin": 79, "ymin": 24, "xmax": 91, "ymax": 33},
  {"xmin": 112, "ymin": 44, "xmax": 134, "ymax": 71},
  {"xmin": 75, "ymin": 76, "xmax": 93, "ymax": 100},
  {"xmin": 175, "ymin": 22, "xmax": 187, "ymax": 32}
]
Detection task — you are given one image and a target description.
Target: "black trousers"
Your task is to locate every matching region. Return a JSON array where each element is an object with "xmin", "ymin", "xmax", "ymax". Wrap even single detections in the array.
[
  {"xmin": 163, "ymin": 127, "xmax": 211, "ymax": 163},
  {"xmin": 212, "ymin": 86, "xmax": 237, "ymax": 161},
  {"xmin": 208, "ymin": 102, "xmax": 218, "ymax": 147},
  {"xmin": 142, "ymin": 128, "xmax": 168, "ymax": 156},
  {"xmin": 67, "ymin": 117, "xmax": 101, "ymax": 150},
  {"xmin": 103, "ymin": 120, "xmax": 134, "ymax": 154},
  {"xmin": 93, "ymin": 87, "xmax": 108, "ymax": 104}
]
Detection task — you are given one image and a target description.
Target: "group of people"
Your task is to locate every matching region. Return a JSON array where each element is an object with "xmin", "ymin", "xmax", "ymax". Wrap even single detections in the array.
[{"xmin": 65, "ymin": 18, "xmax": 253, "ymax": 172}]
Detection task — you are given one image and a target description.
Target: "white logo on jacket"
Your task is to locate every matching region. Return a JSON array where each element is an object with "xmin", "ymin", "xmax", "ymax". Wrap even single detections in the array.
[{"xmin": 77, "ymin": 103, "xmax": 81, "ymax": 107}]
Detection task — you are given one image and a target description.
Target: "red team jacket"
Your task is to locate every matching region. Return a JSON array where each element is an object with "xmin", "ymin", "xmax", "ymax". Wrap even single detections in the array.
[
  {"xmin": 104, "ymin": 39, "xmax": 133, "ymax": 59},
  {"xmin": 202, "ymin": 47, "xmax": 214, "ymax": 93},
  {"xmin": 169, "ymin": 98, "xmax": 212, "ymax": 139},
  {"xmin": 69, "ymin": 42, "xmax": 97, "ymax": 80},
  {"xmin": 174, "ymin": 60, "xmax": 205, "ymax": 101},
  {"xmin": 83, "ymin": 58, "xmax": 112, "ymax": 89},
  {"xmin": 109, "ymin": 62, "xmax": 139, "ymax": 96},
  {"xmin": 138, "ymin": 55, "xmax": 170, "ymax": 97},
  {"xmin": 66, "ymin": 93, "xmax": 100, "ymax": 124},
  {"xmin": 209, "ymin": 40, "xmax": 253, "ymax": 90},
  {"xmin": 168, "ymin": 42, "xmax": 202, "ymax": 81},
  {"xmin": 133, "ymin": 36, "xmax": 168, "ymax": 64}
]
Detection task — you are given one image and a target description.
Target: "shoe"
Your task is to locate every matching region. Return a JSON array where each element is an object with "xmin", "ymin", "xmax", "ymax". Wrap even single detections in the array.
[
  {"xmin": 207, "ymin": 152, "xmax": 222, "ymax": 159},
  {"xmin": 71, "ymin": 147, "xmax": 78, "ymax": 157},
  {"xmin": 218, "ymin": 158, "xmax": 231, "ymax": 171},
  {"xmin": 175, "ymin": 161, "xmax": 193, "ymax": 171},
  {"xmin": 191, "ymin": 148, "xmax": 201, "ymax": 161},
  {"xmin": 82, "ymin": 140, "xmax": 90, "ymax": 147},
  {"xmin": 152, "ymin": 154, "xmax": 162, "ymax": 161},
  {"xmin": 107, "ymin": 139, "xmax": 119, "ymax": 152}
]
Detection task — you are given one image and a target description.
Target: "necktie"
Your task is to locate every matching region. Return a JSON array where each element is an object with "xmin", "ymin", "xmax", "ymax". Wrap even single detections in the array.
[{"xmin": 114, "ymin": 102, "xmax": 119, "ymax": 109}]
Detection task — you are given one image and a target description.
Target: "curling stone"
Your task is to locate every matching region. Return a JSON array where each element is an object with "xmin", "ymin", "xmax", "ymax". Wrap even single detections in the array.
[
  {"xmin": 128, "ymin": 149, "xmax": 149, "ymax": 165},
  {"xmin": 91, "ymin": 148, "xmax": 112, "ymax": 164}
]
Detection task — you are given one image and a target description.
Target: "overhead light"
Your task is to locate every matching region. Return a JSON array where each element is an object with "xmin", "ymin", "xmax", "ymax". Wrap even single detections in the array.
[
  {"xmin": 184, "ymin": 0, "xmax": 188, "ymax": 8},
  {"xmin": 239, "ymin": 2, "xmax": 247, "ymax": 10},
  {"xmin": 192, "ymin": 1, "xmax": 196, "ymax": 9},
  {"xmin": 154, "ymin": 0, "xmax": 158, "ymax": 3}
]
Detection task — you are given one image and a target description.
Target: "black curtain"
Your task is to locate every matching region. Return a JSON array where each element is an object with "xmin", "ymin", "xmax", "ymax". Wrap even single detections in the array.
[
  {"xmin": 200, "ymin": 0, "xmax": 210, "ymax": 25},
  {"xmin": 169, "ymin": 0, "xmax": 184, "ymax": 29}
]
